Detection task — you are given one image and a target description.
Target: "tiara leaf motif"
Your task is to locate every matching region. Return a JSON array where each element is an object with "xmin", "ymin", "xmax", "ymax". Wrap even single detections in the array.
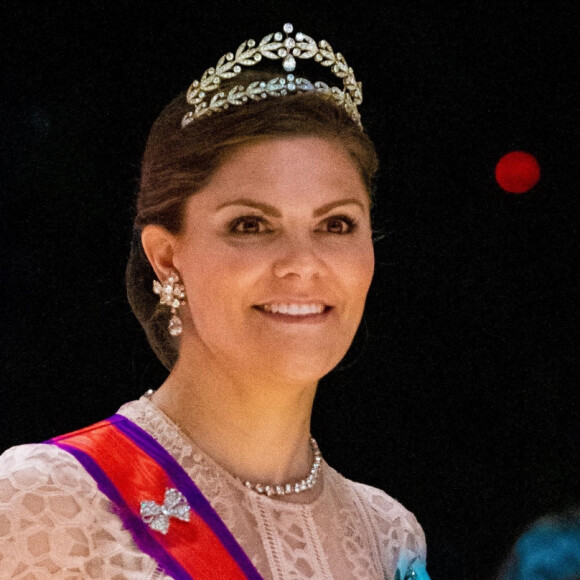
[{"xmin": 182, "ymin": 23, "xmax": 362, "ymax": 128}]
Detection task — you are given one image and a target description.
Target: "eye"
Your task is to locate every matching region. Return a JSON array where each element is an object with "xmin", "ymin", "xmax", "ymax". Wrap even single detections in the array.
[
  {"xmin": 229, "ymin": 215, "xmax": 270, "ymax": 234},
  {"xmin": 321, "ymin": 215, "xmax": 358, "ymax": 234}
]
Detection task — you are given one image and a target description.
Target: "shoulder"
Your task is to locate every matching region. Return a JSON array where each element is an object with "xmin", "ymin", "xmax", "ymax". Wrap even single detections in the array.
[
  {"xmin": 0, "ymin": 442, "xmax": 107, "ymax": 531},
  {"xmin": 351, "ymin": 480, "xmax": 425, "ymax": 538},
  {"xmin": 334, "ymin": 471, "xmax": 427, "ymax": 565},
  {"xmin": 0, "ymin": 442, "xmax": 99, "ymax": 496},
  {"xmin": 0, "ymin": 443, "xmax": 115, "ymax": 575}
]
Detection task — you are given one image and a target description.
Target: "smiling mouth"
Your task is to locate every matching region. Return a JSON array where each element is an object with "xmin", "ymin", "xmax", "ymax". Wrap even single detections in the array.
[{"xmin": 255, "ymin": 303, "xmax": 330, "ymax": 316}]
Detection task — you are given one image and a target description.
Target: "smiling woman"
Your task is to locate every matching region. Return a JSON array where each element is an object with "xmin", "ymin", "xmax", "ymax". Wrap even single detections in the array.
[
  {"xmin": 142, "ymin": 137, "xmax": 375, "ymax": 389},
  {"xmin": 0, "ymin": 24, "xmax": 429, "ymax": 580}
]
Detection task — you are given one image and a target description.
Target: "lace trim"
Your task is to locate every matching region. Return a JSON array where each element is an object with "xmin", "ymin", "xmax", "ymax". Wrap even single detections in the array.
[{"xmin": 349, "ymin": 479, "xmax": 384, "ymax": 573}]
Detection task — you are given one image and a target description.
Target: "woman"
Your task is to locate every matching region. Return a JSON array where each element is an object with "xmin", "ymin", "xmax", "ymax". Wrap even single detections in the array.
[{"xmin": 0, "ymin": 24, "xmax": 428, "ymax": 579}]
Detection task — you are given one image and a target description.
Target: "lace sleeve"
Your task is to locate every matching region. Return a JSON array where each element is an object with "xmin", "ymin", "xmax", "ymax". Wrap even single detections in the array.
[
  {"xmin": 351, "ymin": 482, "xmax": 427, "ymax": 574},
  {"xmin": 0, "ymin": 443, "xmax": 161, "ymax": 578}
]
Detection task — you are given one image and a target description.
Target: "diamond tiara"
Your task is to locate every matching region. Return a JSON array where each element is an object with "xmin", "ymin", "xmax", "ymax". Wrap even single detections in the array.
[{"xmin": 181, "ymin": 23, "xmax": 363, "ymax": 129}]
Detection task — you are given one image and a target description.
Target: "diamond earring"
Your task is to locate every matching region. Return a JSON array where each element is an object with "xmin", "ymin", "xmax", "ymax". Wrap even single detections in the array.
[{"xmin": 153, "ymin": 272, "xmax": 187, "ymax": 336}]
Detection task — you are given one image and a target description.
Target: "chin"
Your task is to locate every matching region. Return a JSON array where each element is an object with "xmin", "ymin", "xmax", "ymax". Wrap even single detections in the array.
[{"xmin": 263, "ymin": 344, "xmax": 351, "ymax": 385}]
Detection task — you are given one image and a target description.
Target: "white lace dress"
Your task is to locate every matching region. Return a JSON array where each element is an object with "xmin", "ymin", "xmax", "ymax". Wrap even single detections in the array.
[{"xmin": 0, "ymin": 397, "xmax": 426, "ymax": 579}]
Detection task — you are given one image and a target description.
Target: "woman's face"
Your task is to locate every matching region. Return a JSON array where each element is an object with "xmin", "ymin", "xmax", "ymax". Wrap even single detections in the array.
[{"xmin": 172, "ymin": 136, "xmax": 375, "ymax": 385}]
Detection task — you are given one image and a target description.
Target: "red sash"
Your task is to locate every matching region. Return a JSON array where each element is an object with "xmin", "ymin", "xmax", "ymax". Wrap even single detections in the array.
[{"xmin": 46, "ymin": 415, "xmax": 264, "ymax": 580}]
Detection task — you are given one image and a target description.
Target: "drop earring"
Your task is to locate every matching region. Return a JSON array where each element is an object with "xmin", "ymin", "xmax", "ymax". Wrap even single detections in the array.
[{"xmin": 153, "ymin": 271, "xmax": 187, "ymax": 336}]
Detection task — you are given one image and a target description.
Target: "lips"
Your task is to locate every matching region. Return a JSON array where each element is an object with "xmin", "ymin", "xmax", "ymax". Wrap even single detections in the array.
[
  {"xmin": 254, "ymin": 300, "xmax": 332, "ymax": 323},
  {"xmin": 258, "ymin": 303, "xmax": 326, "ymax": 315}
]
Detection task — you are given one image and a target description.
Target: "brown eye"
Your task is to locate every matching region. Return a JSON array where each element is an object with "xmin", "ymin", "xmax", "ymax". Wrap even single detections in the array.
[
  {"xmin": 230, "ymin": 216, "xmax": 268, "ymax": 234},
  {"xmin": 323, "ymin": 216, "xmax": 357, "ymax": 234}
]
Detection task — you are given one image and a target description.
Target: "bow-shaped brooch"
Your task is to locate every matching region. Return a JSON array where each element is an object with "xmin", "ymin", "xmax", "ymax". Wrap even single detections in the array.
[{"xmin": 140, "ymin": 488, "xmax": 191, "ymax": 535}]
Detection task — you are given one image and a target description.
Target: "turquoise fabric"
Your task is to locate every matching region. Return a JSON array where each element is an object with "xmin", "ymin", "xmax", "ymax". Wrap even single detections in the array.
[{"xmin": 394, "ymin": 556, "xmax": 431, "ymax": 580}]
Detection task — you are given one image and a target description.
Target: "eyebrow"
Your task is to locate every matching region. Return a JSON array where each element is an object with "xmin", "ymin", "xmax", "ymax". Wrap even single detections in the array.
[{"xmin": 215, "ymin": 198, "xmax": 367, "ymax": 217}]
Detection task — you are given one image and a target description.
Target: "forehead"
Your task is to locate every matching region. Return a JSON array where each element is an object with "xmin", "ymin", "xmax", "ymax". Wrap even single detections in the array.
[{"xmin": 189, "ymin": 136, "xmax": 369, "ymax": 210}]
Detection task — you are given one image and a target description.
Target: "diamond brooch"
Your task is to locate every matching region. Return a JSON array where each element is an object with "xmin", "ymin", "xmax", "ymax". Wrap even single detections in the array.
[{"xmin": 140, "ymin": 488, "xmax": 191, "ymax": 535}]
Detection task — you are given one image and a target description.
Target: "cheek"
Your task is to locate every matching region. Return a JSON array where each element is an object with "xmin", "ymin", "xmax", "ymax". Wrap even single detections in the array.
[
  {"xmin": 177, "ymin": 243, "xmax": 267, "ymax": 311},
  {"xmin": 341, "ymin": 241, "xmax": 375, "ymax": 303}
]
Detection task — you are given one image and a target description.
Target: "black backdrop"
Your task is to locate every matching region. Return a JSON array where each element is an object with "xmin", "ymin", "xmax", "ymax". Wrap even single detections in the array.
[{"xmin": 1, "ymin": 2, "xmax": 578, "ymax": 578}]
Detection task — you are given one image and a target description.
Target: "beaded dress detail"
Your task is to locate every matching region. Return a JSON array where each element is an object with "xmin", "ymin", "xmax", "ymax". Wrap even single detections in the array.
[{"xmin": 0, "ymin": 397, "xmax": 426, "ymax": 579}]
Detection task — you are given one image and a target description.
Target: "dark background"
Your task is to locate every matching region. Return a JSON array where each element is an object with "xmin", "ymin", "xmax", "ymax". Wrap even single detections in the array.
[{"xmin": 1, "ymin": 2, "xmax": 578, "ymax": 578}]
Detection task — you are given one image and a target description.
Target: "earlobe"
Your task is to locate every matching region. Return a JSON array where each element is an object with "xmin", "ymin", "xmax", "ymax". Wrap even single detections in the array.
[{"xmin": 141, "ymin": 225, "xmax": 179, "ymax": 282}]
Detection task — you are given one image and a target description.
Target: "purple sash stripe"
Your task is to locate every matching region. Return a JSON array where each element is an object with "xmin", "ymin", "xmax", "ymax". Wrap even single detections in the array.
[
  {"xmin": 111, "ymin": 415, "xmax": 264, "ymax": 580},
  {"xmin": 50, "ymin": 439, "xmax": 193, "ymax": 579}
]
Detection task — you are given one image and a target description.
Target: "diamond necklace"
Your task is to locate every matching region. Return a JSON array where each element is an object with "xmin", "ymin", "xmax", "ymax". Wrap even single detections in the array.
[
  {"xmin": 243, "ymin": 437, "xmax": 323, "ymax": 497},
  {"xmin": 143, "ymin": 389, "xmax": 323, "ymax": 497}
]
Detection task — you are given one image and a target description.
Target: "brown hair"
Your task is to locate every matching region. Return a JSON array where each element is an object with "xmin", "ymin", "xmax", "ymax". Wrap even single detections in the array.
[{"xmin": 127, "ymin": 70, "xmax": 379, "ymax": 369}]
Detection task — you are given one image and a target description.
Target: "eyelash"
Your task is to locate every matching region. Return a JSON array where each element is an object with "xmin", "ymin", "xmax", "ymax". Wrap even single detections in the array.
[
  {"xmin": 229, "ymin": 215, "xmax": 271, "ymax": 235},
  {"xmin": 323, "ymin": 215, "xmax": 358, "ymax": 234},
  {"xmin": 228, "ymin": 215, "xmax": 359, "ymax": 235}
]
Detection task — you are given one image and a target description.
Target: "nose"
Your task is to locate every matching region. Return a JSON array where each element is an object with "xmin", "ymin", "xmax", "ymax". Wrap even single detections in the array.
[{"xmin": 272, "ymin": 233, "xmax": 325, "ymax": 280}]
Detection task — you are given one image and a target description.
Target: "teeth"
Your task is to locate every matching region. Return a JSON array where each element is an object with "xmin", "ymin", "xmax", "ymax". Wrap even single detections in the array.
[{"xmin": 261, "ymin": 303, "xmax": 325, "ymax": 315}]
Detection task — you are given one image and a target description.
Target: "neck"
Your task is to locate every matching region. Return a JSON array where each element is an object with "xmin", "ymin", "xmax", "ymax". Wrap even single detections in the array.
[{"xmin": 150, "ymin": 345, "xmax": 320, "ymax": 499}]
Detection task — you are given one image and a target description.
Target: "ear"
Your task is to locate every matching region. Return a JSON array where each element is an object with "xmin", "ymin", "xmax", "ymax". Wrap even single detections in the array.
[{"xmin": 141, "ymin": 225, "xmax": 179, "ymax": 282}]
